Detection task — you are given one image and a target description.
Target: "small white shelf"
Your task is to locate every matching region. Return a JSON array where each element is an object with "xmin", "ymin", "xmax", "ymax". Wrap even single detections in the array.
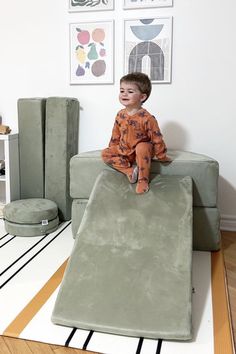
[{"xmin": 0, "ymin": 133, "xmax": 20, "ymax": 204}]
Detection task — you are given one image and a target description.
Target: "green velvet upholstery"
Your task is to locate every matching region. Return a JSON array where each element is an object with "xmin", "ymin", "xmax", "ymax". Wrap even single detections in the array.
[
  {"xmin": 3, "ymin": 198, "xmax": 59, "ymax": 236},
  {"xmin": 45, "ymin": 97, "xmax": 79, "ymax": 221},
  {"xmin": 71, "ymin": 199, "xmax": 220, "ymax": 251},
  {"xmin": 52, "ymin": 170, "xmax": 193, "ymax": 340},
  {"xmin": 4, "ymin": 218, "xmax": 59, "ymax": 237},
  {"xmin": 18, "ymin": 98, "xmax": 46, "ymax": 198},
  {"xmin": 4, "ymin": 96, "xmax": 79, "ymax": 237},
  {"xmin": 71, "ymin": 199, "xmax": 87, "ymax": 237},
  {"xmin": 70, "ymin": 149, "xmax": 219, "ymax": 207},
  {"xmin": 70, "ymin": 149, "xmax": 220, "ymax": 250},
  {"xmin": 193, "ymin": 207, "xmax": 220, "ymax": 250}
]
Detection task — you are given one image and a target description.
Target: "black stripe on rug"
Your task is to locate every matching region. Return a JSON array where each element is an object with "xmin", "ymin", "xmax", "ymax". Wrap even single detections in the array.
[
  {"xmin": 136, "ymin": 337, "xmax": 144, "ymax": 354},
  {"xmin": 0, "ymin": 234, "xmax": 48, "ymax": 276},
  {"xmin": 0, "ymin": 233, "xmax": 9, "ymax": 240},
  {"xmin": 0, "ymin": 235, "xmax": 16, "ymax": 248},
  {"xmin": 0, "ymin": 222, "xmax": 71, "ymax": 289},
  {"xmin": 156, "ymin": 339, "xmax": 163, "ymax": 353},
  {"xmin": 82, "ymin": 330, "xmax": 94, "ymax": 350},
  {"xmin": 65, "ymin": 327, "xmax": 77, "ymax": 347}
]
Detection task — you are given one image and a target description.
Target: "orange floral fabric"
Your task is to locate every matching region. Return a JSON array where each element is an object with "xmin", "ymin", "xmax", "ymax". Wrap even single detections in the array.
[{"xmin": 108, "ymin": 108, "xmax": 167, "ymax": 160}]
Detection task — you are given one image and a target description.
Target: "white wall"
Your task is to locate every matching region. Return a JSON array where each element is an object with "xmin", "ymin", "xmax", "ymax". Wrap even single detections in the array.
[{"xmin": 0, "ymin": 0, "xmax": 236, "ymax": 229}]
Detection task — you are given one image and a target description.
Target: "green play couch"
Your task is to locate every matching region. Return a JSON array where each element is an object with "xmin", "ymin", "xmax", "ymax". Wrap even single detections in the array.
[{"xmin": 70, "ymin": 149, "xmax": 220, "ymax": 251}]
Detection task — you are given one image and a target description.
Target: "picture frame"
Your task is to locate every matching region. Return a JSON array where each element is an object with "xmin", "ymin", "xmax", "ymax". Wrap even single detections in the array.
[
  {"xmin": 123, "ymin": 0, "xmax": 173, "ymax": 9},
  {"xmin": 69, "ymin": 0, "xmax": 114, "ymax": 12},
  {"xmin": 69, "ymin": 20, "xmax": 114, "ymax": 85},
  {"xmin": 124, "ymin": 17, "xmax": 173, "ymax": 83}
]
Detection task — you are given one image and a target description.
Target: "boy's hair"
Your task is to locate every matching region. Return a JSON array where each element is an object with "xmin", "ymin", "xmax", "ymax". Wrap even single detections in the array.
[{"xmin": 120, "ymin": 72, "xmax": 152, "ymax": 102}]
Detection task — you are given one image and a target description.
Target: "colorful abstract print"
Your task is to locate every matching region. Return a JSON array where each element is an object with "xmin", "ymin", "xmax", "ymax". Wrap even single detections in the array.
[{"xmin": 75, "ymin": 26, "xmax": 107, "ymax": 78}]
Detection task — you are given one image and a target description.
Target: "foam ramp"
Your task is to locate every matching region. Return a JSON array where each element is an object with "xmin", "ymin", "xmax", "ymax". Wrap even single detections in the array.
[{"xmin": 52, "ymin": 170, "xmax": 193, "ymax": 340}]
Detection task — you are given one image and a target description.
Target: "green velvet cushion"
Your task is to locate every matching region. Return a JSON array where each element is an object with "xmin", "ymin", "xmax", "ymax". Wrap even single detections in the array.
[
  {"xmin": 4, "ymin": 218, "xmax": 59, "ymax": 237},
  {"xmin": 71, "ymin": 198, "xmax": 220, "ymax": 250},
  {"xmin": 18, "ymin": 98, "xmax": 46, "ymax": 198},
  {"xmin": 71, "ymin": 199, "xmax": 87, "ymax": 238},
  {"xmin": 45, "ymin": 97, "xmax": 79, "ymax": 221},
  {"xmin": 3, "ymin": 198, "xmax": 59, "ymax": 237},
  {"xmin": 70, "ymin": 149, "xmax": 219, "ymax": 207},
  {"xmin": 3, "ymin": 198, "xmax": 58, "ymax": 224},
  {"xmin": 193, "ymin": 207, "xmax": 220, "ymax": 250},
  {"xmin": 52, "ymin": 170, "xmax": 193, "ymax": 340}
]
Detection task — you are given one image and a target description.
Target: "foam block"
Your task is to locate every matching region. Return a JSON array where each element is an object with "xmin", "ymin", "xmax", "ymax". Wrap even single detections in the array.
[
  {"xmin": 18, "ymin": 98, "xmax": 46, "ymax": 198},
  {"xmin": 70, "ymin": 149, "xmax": 219, "ymax": 207},
  {"xmin": 45, "ymin": 97, "xmax": 79, "ymax": 221},
  {"xmin": 71, "ymin": 198, "xmax": 220, "ymax": 250},
  {"xmin": 52, "ymin": 171, "xmax": 193, "ymax": 340},
  {"xmin": 3, "ymin": 198, "xmax": 59, "ymax": 236}
]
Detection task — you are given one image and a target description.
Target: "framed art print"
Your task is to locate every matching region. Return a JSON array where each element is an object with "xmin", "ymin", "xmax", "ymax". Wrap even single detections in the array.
[
  {"xmin": 69, "ymin": 0, "xmax": 114, "ymax": 12},
  {"xmin": 124, "ymin": 17, "xmax": 173, "ymax": 83},
  {"xmin": 123, "ymin": 0, "xmax": 173, "ymax": 9},
  {"xmin": 69, "ymin": 21, "xmax": 114, "ymax": 84}
]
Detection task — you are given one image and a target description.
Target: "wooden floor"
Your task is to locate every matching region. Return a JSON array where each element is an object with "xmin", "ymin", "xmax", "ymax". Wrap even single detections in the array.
[{"xmin": 0, "ymin": 230, "xmax": 235, "ymax": 354}]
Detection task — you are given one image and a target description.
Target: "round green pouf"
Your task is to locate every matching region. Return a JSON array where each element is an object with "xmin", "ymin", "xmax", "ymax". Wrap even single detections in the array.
[{"xmin": 3, "ymin": 198, "xmax": 59, "ymax": 237}]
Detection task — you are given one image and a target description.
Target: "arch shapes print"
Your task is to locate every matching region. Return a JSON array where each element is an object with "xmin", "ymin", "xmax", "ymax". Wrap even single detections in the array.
[
  {"xmin": 124, "ymin": 17, "xmax": 172, "ymax": 83},
  {"xmin": 128, "ymin": 41, "xmax": 164, "ymax": 81}
]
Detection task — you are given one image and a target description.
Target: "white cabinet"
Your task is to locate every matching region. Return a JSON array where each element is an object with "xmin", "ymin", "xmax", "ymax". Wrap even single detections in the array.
[{"xmin": 0, "ymin": 133, "xmax": 20, "ymax": 205}]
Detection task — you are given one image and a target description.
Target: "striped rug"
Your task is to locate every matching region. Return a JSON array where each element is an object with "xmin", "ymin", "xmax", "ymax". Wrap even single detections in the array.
[{"xmin": 0, "ymin": 220, "xmax": 234, "ymax": 354}]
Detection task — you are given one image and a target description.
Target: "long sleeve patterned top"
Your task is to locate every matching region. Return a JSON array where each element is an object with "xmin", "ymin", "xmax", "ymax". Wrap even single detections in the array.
[{"xmin": 109, "ymin": 108, "xmax": 168, "ymax": 160}]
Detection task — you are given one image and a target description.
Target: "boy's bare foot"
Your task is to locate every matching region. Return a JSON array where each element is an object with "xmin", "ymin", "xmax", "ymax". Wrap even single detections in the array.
[{"xmin": 136, "ymin": 180, "xmax": 149, "ymax": 194}]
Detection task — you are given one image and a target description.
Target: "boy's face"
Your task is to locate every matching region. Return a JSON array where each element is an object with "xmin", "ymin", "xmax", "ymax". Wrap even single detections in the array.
[{"xmin": 119, "ymin": 81, "xmax": 147, "ymax": 110}]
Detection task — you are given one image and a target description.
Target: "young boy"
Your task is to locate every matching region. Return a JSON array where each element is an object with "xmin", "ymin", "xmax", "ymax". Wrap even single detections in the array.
[{"xmin": 101, "ymin": 72, "xmax": 170, "ymax": 194}]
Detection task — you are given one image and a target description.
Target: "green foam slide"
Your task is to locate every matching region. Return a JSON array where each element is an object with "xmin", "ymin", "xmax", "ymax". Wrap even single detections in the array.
[{"xmin": 52, "ymin": 170, "xmax": 193, "ymax": 340}]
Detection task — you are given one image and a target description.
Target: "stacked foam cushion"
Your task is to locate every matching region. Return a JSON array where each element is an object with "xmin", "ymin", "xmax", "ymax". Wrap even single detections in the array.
[
  {"xmin": 70, "ymin": 149, "xmax": 220, "ymax": 251},
  {"xmin": 45, "ymin": 97, "xmax": 79, "ymax": 221},
  {"xmin": 18, "ymin": 98, "xmax": 46, "ymax": 198},
  {"xmin": 3, "ymin": 97, "xmax": 79, "ymax": 237},
  {"xmin": 4, "ymin": 198, "xmax": 59, "ymax": 237}
]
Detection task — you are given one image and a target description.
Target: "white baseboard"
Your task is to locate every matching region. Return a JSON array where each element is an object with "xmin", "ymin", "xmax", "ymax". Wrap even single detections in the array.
[{"xmin": 220, "ymin": 215, "xmax": 236, "ymax": 231}]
